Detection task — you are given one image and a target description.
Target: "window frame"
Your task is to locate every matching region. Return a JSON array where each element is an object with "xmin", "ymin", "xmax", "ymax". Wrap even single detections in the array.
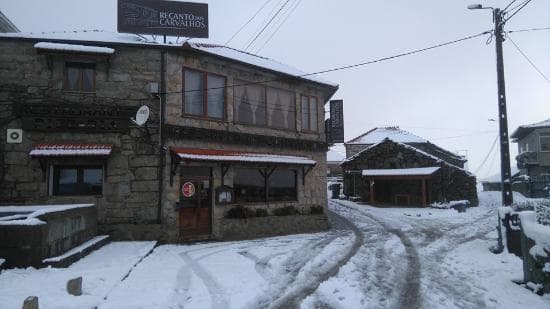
[
  {"xmin": 232, "ymin": 167, "xmax": 298, "ymax": 204},
  {"xmin": 300, "ymin": 95, "xmax": 319, "ymax": 132},
  {"xmin": 51, "ymin": 165, "xmax": 104, "ymax": 196},
  {"xmin": 233, "ymin": 79, "xmax": 298, "ymax": 131},
  {"xmin": 63, "ymin": 62, "xmax": 96, "ymax": 93},
  {"xmin": 182, "ymin": 67, "xmax": 227, "ymax": 120},
  {"xmin": 540, "ymin": 134, "xmax": 550, "ymax": 152}
]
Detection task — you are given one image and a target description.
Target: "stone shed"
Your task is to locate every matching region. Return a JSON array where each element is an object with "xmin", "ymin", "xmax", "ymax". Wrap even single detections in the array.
[{"xmin": 341, "ymin": 136, "xmax": 478, "ymax": 207}]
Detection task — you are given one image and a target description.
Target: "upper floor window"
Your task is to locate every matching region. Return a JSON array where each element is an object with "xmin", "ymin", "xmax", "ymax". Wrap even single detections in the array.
[
  {"xmin": 301, "ymin": 95, "xmax": 318, "ymax": 132},
  {"xmin": 234, "ymin": 80, "xmax": 296, "ymax": 130},
  {"xmin": 540, "ymin": 134, "xmax": 550, "ymax": 152},
  {"xmin": 65, "ymin": 62, "xmax": 95, "ymax": 92},
  {"xmin": 183, "ymin": 68, "xmax": 226, "ymax": 119}
]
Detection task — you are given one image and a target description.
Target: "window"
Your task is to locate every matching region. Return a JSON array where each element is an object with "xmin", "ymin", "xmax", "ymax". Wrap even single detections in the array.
[
  {"xmin": 65, "ymin": 62, "xmax": 95, "ymax": 92},
  {"xmin": 540, "ymin": 134, "xmax": 550, "ymax": 152},
  {"xmin": 268, "ymin": 170, "xmax": 297, "ymax": 201},
  {"xmin": 183, "ymin": 68, "xmax": 226, "ymax": 119},
  {"xmin": 234, "ymin": 80, "xmax": 296, "ymax": 130},
  {"xmin": 52, "ymin": 166, "xmax": 103, "ymax": 195},
  {"xmin": 301, "ymin": 95, "xmax": 318, "ymax": 131},
  {"xmin": 233, "ymin": 168, "xmax": 297, "ymax": 203},
  {"xmin": 234, "ymin": 168, "xmax": 265, "ymax": 202}
]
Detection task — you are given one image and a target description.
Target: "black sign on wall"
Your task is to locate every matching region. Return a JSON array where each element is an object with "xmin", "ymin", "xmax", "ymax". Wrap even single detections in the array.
[
  {"xmin": 329, "ymin": 100, "xmax": 344, "ymax": 143},
  {"xmin": 118, "ymin": 0, "xmax": 209, "ymax": 38}
]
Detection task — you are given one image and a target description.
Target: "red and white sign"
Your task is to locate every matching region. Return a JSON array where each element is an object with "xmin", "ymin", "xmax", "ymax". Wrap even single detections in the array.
[{"xmin": 181, "ymin": 182, "xmax": 196, "ymax": 198}]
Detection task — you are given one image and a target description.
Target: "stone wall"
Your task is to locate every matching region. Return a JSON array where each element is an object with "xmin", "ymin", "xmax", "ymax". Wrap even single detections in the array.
[
  {"xmin": 0, "ymin": 41, "xmax": 162, "ymax": 236},
  {"xmin": 341, "ymin": 139, "xmax": 478, "ymax": 206}
]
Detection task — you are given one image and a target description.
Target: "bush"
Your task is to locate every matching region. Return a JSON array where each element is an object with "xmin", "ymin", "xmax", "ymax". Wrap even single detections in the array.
[
  {"xmin": 272, "ymin": 206, "xmax": 298, "ymax": 216},
  {"xmin": 226, "ymin": 206, "xmax": 254, "ymax": 219},
  {"xmin": 535, "ymin": 199, "xmax": 550, "ymax": 226},
  {"xmin": 255, "ymin": 208, "xmax": 268, "ymax": 217},
  {"xmin": 310, "ymin": 205, "xmax": 324, "ymax": 214}
]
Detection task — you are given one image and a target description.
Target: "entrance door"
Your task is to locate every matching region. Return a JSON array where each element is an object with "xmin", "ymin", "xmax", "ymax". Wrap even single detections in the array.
[{"xmin": 179, "ymin": 167, "xmax": 212, "ymax": 236}]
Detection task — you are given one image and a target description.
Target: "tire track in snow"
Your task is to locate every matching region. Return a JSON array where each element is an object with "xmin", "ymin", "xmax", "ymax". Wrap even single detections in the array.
[
  {"xmin": 179, "ymin": 252, "xmax": 229, "ymax": 309},
  {"xmin": 267, "ymin": 207, "xmax": 364, "ymax": 309},
  {"xmin": 332, "ymin": 200, "xmax": 422, "ymax": 309}
]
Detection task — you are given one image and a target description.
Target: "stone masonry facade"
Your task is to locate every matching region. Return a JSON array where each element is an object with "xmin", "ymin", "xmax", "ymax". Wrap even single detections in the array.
[{"xmin": 0, "ymin": 37, "xmax": 336, "ymax": 242}]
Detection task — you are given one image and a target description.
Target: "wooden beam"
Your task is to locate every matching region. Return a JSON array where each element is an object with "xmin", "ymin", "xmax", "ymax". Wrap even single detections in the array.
[{"xmin": 421, "ymin": 178, "xmax": 427, "ymax": 207}]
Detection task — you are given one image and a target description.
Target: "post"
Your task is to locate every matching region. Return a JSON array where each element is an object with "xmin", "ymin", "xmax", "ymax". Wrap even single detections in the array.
[
  {"xmin": 493, "ymin": 8, "xmax": 513, "ymax": 206},
  {"xmin": 421, "ymin": 178, "xmax": 427, "ymax": 207}
]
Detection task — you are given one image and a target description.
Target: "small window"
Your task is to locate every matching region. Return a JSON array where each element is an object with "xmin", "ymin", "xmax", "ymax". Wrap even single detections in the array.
[
  {"xmin": 301, "ymin": 95, "xmax": 318, "ymax": 132},
  {"xmin": 183, "ymin": 68, "xmax": 226, "ymax": 119},
  {"xmin": 540, "ymin": 135, "xmax": 550, "ymax": 152},
  {"xmin": 65, "ymin": 62, "xmax": 95, "ymax": 92},
  {"xmin": 234, "ymin": 80, "xmax": 266, "ymax": 126},
  {"xmin": 52, "ymin": 166, "xmax": 103, "ymax": 195}
]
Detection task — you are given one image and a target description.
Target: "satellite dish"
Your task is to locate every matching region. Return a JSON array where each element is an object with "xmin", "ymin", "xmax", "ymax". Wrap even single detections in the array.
[{"xmin": 133, "ymin": 106, "xmax": 150, "ymax": 126}]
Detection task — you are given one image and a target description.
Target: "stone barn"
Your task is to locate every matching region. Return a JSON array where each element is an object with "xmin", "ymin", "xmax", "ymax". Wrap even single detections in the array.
[{"xmin": 341, "ymin": 128, "xmax": 478, "ymax": 207}]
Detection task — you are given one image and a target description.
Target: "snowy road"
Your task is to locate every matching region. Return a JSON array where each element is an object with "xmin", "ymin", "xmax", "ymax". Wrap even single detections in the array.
[{"xmin": 2, "ymin": 192, "xmax": 550, "ymax": 308}]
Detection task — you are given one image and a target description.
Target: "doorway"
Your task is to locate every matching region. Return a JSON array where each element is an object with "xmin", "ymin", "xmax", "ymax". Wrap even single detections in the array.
[{"xmin": 179, "ymin": 166, "xmax": 212, "ymax": 236}]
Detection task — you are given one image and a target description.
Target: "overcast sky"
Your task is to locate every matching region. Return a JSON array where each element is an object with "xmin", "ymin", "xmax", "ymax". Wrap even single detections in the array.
[{"xmin": 2, "ymin": 0, "xmax": 549, "ymax": 179}]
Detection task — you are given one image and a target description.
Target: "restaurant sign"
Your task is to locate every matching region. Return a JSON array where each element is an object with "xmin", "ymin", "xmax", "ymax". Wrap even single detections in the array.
[
  {"xmin": 118, "ymin": 0, "xmax": 208, "ymax": 38},
  {"xmin": 329, "ymin": 100, "xmax": 344, "ymax": 143}
]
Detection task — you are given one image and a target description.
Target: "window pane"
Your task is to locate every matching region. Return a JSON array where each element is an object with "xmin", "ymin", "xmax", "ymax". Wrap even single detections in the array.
[
  {"xmin": 309, "ymin": 97, "xmax": 318, "ymax": 131},
  {"xmin": 267, "ymin": 88, "xmax": 295, "ymax": 130},
  {"xmin": 234, "ymin": 168, "xmax": 265, "ymax": 202},
  {"xmin": 268, "ymin": 170, "xmax": 297, "ymax": 201},
  {"xmin": 207, "ymin": 75, "xmax": 225, "ymax": 118},
  {"xmin": 82, "ymin": 68, "xmax": 95, "ymax": 92},
  {"xmin": 66, "ymin": 67, "xmax": 80, "ymax": 91},
  {"xmin": 235, "ymin": 80, "xmax": 266, "ymax": 126},
  {"xmin": 541, "ymin": 136, "xmax": 550, "ymax": 151},
  {"xmin": 57, "ymin": 168, "xmax": 77, "ymax": 195},
  {"xmin": 301, "ymin": 96, "xmax": 309, "ymax": 130},
  {"xmin": 83, "ymin": 168, "xmax": 103, "ymax": 195},
  {"xmin": 184, "ymin": 70, "xmax": 204, "ymax": 115}
]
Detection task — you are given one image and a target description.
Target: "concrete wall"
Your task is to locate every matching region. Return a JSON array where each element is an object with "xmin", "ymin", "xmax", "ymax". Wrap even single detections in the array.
[{"xmin": 0, "ymin": 205, "xmax": 97, "ymax": 268}]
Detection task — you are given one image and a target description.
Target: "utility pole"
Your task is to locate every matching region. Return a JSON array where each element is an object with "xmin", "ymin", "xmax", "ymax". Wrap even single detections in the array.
[{"xmin": 493, "ymin": 8, "xmax": 514, "ymax": 206}]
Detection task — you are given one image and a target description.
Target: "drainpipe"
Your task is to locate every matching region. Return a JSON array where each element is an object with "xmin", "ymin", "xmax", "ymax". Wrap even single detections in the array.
[{"xmin": 157, "ymin": 48, "xmax": 166, "ymax": 224}]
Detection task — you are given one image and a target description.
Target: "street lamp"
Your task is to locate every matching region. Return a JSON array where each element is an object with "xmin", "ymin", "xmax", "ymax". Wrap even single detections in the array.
[{"xmin": 468, "ymin": 4, "xmax": 514, "ymax": 207}]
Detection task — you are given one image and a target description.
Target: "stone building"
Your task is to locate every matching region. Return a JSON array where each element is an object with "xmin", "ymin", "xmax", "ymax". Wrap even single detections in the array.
[
  {"xmin": 0, "ymin": 30, "xmax": 338, "ymax": 242},
  {"xmin": 341, "ymin": 127, "xmax": 477, "ymax": 206}
]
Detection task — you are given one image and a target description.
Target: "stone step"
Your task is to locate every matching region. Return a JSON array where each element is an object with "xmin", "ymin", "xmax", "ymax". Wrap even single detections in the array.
[{"xmin": 42, "ymin": 235, "xmax": 110, "ymax": 268}]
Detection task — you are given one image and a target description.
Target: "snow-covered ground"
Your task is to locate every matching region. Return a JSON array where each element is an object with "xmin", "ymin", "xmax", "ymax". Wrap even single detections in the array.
[{"xmin": 1, "ymin": 192, "xmax": 549, "ymax": 308}]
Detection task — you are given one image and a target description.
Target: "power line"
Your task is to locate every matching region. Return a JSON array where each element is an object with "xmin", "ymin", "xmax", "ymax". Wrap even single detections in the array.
[
  {"xmin": 245, "ymin": 0, "xmax": 293, "ymax": 51},
  {"xmin": 503, "ymin": 0, "xmax": 519, "ymax": 12},
  {"xmin": 255, "ymin": 0, "xmax": 303, "ymax": 53},
  {"xmin": 474, "ymin": 134, "xmax": 499, "ymax": 174},
  {"xmin": 506, "ymin": 34, "xmax": 550, "ymax": 84},
  {"xmin": 504, "ymin": 0, "xmax": 533, "ymax": 22},
  {"xmin": 507, "ymin": 26, "xmax": 550, "ymax": 33},
  {"xmin": 430, "ymin": 130, "xmax": 497, "ymax": 141},
  {"xmin": 224, "ymin": 0, "xmax": 274, "ymax": 46}
]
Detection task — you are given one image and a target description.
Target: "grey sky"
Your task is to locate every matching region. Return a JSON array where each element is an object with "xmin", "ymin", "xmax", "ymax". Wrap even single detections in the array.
[{"xmin": 2, "ymin": 0, "xmax": 549, "ymax": 179}]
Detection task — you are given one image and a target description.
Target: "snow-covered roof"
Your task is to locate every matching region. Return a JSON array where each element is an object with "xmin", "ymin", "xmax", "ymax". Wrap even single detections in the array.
[
  {"xmin": 327, "ymin": 148, "xmax": 346, "ymax": 162},
  {"xmin": 34, "ymin": 42, "xmax": 115, "ymax": 54},
  {"xmin": 0, "ymin": 30, "xmax": 337, "ymax": 88},
  {"xmin": 0, "ymin": 204, "xmax": 94, "ymax": 226},
  {"xmin": 29, "ymin": 143, "xmax": 113, "ymax": 156},
  {"xmin": 346, "ymin": 127, "xmax": 427, "ymax": 145},
  {"xmin": 511, "ymin": 118, "xmax": 550, "ymax": 141},
  {"xmin": 362, "ymin": 167, "xmax": 440, "ymax": 177},
  {"xmin": 172, "ymin": 148, "xmax": 316, "ymax": 165}
]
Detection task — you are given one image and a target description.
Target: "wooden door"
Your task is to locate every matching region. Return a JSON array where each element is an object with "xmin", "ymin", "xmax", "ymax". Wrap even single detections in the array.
[{"xmin": 179, "ymin": 167, "xmax": 212, "ymax": 236}]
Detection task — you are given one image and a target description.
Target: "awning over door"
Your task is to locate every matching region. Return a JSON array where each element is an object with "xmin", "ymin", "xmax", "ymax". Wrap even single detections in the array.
[
  {"xmin": 29, "ymin": 143, "xmax": 113, "ymax": 157},
  {"xmin": 171, "ymin": 148, "xmax": 316, "ymax": 165}
]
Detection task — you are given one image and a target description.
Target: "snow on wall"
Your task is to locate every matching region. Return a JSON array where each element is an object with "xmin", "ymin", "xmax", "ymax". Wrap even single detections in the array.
[
  {"xmin": 34, "ymin": 42, "xmax": 114, "ymax": 54},
  {"xmin": 0, "ymin": 204, "xmax": 94, "ymax": 226},
  {"xmin": 519, "ymin": 211, "xmax": 550, "ymax": 258}
]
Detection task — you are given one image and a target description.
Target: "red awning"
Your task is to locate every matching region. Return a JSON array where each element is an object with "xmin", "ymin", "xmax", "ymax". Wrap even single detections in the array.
[
  {"xmin": 29, "ymin": 144, "xmax": 113, "ymax": 157},
  {"xmin": 171, "ymin": 148, "xmax": 316, "ymax": 165}
]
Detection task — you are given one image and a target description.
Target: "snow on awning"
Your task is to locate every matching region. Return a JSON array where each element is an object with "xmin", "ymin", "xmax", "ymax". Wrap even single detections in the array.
[
  {"xmin": 362, "ymin": 167, "xmax": 440, "ymax": 177},
  {"xmin": 34, "ymin": 42, "xmax": 115, "ymax": 55},
  {"xmin": 171, "ymin": 148, "xmax": 316, "ymax": 165},
  {"xmin": 29, "ymin": 144, "xmax": 113, "ymax": 157}
]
